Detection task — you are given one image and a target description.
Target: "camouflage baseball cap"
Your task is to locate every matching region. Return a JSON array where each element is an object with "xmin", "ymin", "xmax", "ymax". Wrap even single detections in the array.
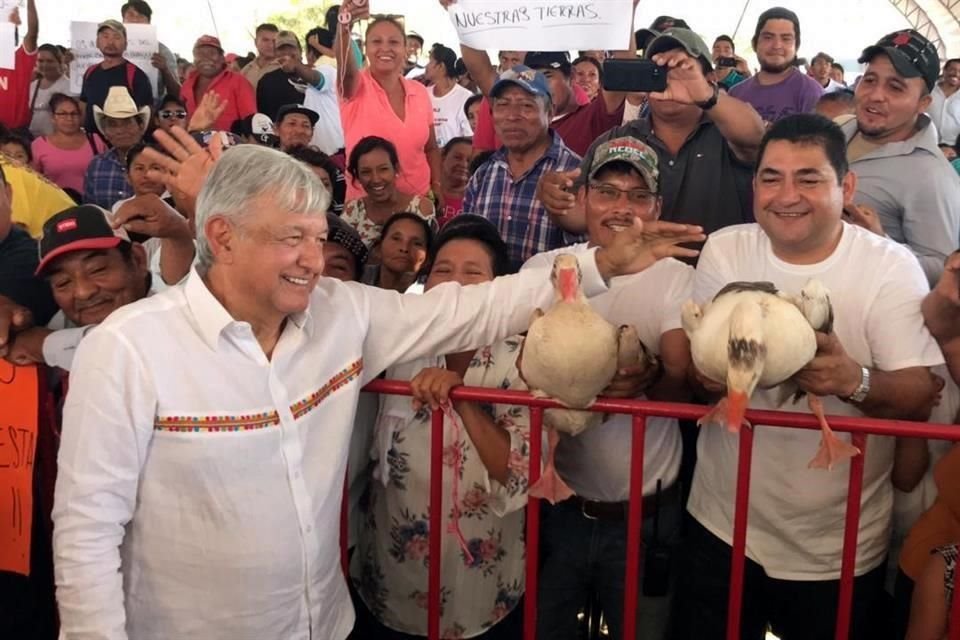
[
  {"xmin": 646, "ymin": 27, "xmax": 713, "ymax": 71},
  {"xmin": 589, "ymin": 137, "xmax": 659, "ymax": 192}
]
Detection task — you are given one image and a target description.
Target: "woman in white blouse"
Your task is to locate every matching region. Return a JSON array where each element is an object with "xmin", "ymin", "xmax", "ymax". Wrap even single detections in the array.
[{"xmin": 351, "ymin": 215, "xmax": 532, "ymax": 639}]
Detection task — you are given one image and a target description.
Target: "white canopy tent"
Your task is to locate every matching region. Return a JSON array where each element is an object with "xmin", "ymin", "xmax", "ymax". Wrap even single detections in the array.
[{"xmin": 887, "ymin": 0, "xmax": 960, "ymax": 58}]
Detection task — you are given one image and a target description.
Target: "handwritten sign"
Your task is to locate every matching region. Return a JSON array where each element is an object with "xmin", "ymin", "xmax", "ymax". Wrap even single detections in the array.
[
  {"xmin": 0, "ymin": 362, "xmax": 38, "ymax": 577},
  {"xmin": 0, "ymin": 22, "xmax": 14, "ymax": 70},
  {"xmin": 69, "ymin": 22, "xmax": 158, "ymax": 95},
  {"xmin": 447, "ymin": 0, "xmax": 633, "ymax": 50}
]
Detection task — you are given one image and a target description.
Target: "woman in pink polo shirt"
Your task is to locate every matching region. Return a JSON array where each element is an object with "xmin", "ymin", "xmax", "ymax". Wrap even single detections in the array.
[{"xmin": 335, "ymin": 4, "xmax": 441, "ymax": 201}]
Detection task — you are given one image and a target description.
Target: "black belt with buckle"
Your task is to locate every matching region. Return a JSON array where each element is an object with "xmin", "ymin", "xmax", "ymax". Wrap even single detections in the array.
[{"xmin": 568, "ymin": 482, "xmax": 678, "ymax": 522}]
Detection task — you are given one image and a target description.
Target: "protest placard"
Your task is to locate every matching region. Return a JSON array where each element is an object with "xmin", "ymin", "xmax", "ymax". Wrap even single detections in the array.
[
  {"xmin": 0, "ymin": 363, "xmax": 39, "ymax": 577},
  {"xmin": 446, "ymin": 0, "xmax": 633, "ymax": 51},
  {"xmin": 69, "ymin": 22, "xmax": 159, "ymax": 95},
  {"xmin": 0, "ymin": 21, "xmax": 14, "ymax": 70}
]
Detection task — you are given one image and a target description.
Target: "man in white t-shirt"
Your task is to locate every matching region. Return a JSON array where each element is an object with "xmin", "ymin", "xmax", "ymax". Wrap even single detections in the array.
[
  {"xmin": 302, "ymin": 27, "xmax": 345, "ymax": 156},
  {"xmin": 674, "ymin": 113, "xmax": 943, "ymax": 640},
  {"xmin": 424, "ymin": 43, "xmax": 474, "ymax": 147},
  {"xmin": 928, "ymin": 58, "xmax": 960, "ymax": 145},
  {"xmin": 810, "ymin": 51, "xmax": 845, "ymax": 95},
  {"xmin": 523, "ymin": 136, "xmax": 694, "ymax": 640}
]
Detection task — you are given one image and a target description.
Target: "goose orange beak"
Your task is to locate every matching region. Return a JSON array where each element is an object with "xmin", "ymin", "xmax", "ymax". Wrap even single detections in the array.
[
  {"xmin": 558, "ymin": 268, "xmax": 578, "ymax": 302},
  {"xmin": 726, "ymin": 389, "xmax": 749, "ymax": 433}
]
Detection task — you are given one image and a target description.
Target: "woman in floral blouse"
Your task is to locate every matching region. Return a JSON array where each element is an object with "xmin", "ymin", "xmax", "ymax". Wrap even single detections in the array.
[
  {"xmin": 343, "ymin": 135, "xmax": 436, "ymax": 249},
  {"xmin": 351, "ymin": 215, "xmax": 530, "ymax": 639}
]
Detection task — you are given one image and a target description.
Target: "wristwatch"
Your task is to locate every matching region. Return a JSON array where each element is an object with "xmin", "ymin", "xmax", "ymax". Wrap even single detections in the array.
[
  {"xmin": 845, "ymin": 366, "xmax": 871, "ymax": 403},
  {"xmin": 694, "ymin": 83, "xmax": 720, "ymax": 111}
]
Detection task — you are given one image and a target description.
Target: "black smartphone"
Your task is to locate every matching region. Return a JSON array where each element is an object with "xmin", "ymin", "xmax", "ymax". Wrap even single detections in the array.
[
  {"xmin": 602, "ymin": 58, "xmax": 668, "ymax": 93},
  {"xmin": 717, "ymin": 57, "xmax": 738, "ymax": 68}
]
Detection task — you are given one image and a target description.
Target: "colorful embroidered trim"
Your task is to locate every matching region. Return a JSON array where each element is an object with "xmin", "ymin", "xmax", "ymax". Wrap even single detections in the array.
[
  {"xmin": 154, "ymin": 411, "xmax": 279, "ymax": 432},
  {"xmin": 290, "ymin": 359, "xmax": 364, "ymax": 419},
  {"xmin": 154, "ymin": 359, "xmax": 364, "ymax": 432}
]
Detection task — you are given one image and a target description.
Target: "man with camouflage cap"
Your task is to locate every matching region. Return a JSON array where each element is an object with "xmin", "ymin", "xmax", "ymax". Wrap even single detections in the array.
[{"xmin": 523, "ymin": 136, "xmax": 695, "ymax": 640}]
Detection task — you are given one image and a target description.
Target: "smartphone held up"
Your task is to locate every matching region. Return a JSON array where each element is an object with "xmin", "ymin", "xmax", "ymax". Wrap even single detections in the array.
[{"xmin": 602, "ymin": 58, "xmax": 668, "ymax": 93}]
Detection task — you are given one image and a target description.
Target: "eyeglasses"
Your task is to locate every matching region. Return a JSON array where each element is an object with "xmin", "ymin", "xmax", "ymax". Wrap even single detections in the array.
[
  {"xmin": 589, "ymin": 182, "xmax": 656, "ymax": 206},
  {"xmin": 159, "ymin": 110, "xmax": 187, "ymax": 120},
  {"xmin": 53, "ymin": 111, "xmax": 81, "ymax": 117}
]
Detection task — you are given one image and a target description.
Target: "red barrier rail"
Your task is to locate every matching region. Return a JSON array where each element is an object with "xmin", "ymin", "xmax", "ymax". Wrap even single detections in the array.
[{"xmin": 360, "ymin": 380, "xmax": 960, "ymax": 640}]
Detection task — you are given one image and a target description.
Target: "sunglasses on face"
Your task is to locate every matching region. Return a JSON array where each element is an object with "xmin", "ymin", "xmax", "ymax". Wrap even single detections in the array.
[{"xmin": 159, "ymin": 110, "xmax": 187, "ymax": 120}]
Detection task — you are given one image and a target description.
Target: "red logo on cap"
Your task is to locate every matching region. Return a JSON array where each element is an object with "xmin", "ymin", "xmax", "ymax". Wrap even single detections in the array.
[
  {"xmin": 893, "ymin": 33, "xmax": 912, "ymax": 46},
  {"xmin": 56, "ymin": 219, "xmax": 78, "ymax": 233}
]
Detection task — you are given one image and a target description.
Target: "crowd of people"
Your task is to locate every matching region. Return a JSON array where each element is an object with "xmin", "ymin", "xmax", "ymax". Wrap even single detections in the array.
[{"xmin": 3, "ymin": 0, "xmax": 960, "ymax": 639}]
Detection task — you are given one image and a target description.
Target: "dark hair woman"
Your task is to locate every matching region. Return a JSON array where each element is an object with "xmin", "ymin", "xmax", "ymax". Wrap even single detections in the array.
[
  {"xmin": 30, "ymin": 93, "xmax": 106, "ymax": 194},
  {"xmin": 343, "ymin": 135, "xmax": 435, "ymax": 248},
  {"xmin": 335, "ymin": 4, "xmax": 442, "ymax": 202},
  {"xmin": 350, "ymin": 214, "xmax": 528, "ymax": 640},
  {"xmin": 361, "ymin": 211, "xmax": 433, "ymax": 292}
]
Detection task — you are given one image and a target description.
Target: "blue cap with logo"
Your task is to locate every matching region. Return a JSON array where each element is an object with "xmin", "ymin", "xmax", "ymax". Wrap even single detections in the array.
[{"xmin": 490, "ymin": 65, "xmax": 552, "ymax": 101}]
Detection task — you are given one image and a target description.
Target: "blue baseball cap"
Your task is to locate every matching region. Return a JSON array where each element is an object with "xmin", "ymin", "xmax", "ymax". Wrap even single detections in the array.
[{"xmin": 490, "ymin": 65, "xmax": 552, "ymax": 101}]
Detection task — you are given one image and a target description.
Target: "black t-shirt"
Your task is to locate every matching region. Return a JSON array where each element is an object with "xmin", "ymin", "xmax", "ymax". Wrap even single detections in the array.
[
  {"xmin": 80, "ymin": 61, "xmax": 154, "ymax": 133},
  {"xmin": 0, "ymin": 226, "xmax": 57, "ymax": 325},
  {"xmin": 256, "ymin": 69, "xmax": 308, "ymax": 122}
]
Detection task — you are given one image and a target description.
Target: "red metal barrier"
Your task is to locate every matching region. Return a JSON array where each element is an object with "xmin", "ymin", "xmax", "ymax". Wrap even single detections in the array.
[
  {"xmin": 359, "ymin": 380, "xmax": 960, "ymax": 640},
  {"xmin": 429, "ymin": 408, "xmax": 443, "ymax": 640}
]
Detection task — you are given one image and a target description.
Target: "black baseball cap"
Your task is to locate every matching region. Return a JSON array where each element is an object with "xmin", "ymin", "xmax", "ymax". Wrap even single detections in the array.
[
  {"xmin": 859, "ymin": 29, "xmax": 940, "ymax": 91},
  {"xmin": 636, "ymin": 16, "xmax": 691, "ymax": 51},
  {"xmin": 326, "ymin": 213, "xmax": 368, "ymax": 273},
  {"xmin": 36, "ymin": 205, "xmax": 130, "ymax": 276},
  {"xmin": 524, "ymin": 51, "xmax": 571, "ymax": 74},
  {"xmin": 275, "ymin": 104, "xmax": 320, "ymax": 127}
]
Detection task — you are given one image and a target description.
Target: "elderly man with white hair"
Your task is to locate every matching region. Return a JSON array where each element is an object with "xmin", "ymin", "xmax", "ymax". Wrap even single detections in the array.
[{"xmin": 51, "ymin": 129, "xmax": 705, "ymax": 640}]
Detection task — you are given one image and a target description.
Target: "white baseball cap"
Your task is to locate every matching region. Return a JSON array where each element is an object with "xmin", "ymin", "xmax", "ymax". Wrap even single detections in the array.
[{"xmin": 251, "ymin": 113, "xmax": 274, "ymax": 135}]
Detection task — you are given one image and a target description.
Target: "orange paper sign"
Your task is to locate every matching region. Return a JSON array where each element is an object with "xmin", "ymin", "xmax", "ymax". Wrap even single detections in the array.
[{"xmin": 0, "ymin": 362, "xmax": 38, "ymax": 577}]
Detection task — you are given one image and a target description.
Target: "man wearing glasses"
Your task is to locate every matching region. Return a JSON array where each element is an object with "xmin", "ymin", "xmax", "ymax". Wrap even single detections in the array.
[{"xmin": 522, "ymin": 138, "xmax": 694, "ymax": 640}]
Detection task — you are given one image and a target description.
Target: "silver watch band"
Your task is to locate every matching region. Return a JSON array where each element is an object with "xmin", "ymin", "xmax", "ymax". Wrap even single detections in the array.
[{"xmin": 846, "ymin": 366, "xmax": 871, "ymax": 403}]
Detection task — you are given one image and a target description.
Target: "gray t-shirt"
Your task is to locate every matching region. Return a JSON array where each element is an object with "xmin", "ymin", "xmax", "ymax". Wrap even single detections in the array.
[{"xmin": 729, "ymin": 67, "xmax": 823, "ymax": 123}]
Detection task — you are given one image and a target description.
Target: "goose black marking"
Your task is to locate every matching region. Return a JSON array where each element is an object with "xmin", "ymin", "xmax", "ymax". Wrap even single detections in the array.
[
  {"xmin": 728, "ymin": 338, "xmax": 766, "ymax": 368},
  {"xmin": 715, "ymin": 281, "xmax": 779, "ymax": 300}
]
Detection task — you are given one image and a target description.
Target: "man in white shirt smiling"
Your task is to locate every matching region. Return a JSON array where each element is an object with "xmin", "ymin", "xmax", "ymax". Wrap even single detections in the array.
[
  {"xmin": 673, "ymin": 113, "xmax": 942, "ymax": 640},
  {"xmin": 52, "ymin": 129, "xmax": 705, "ymax": 640}
]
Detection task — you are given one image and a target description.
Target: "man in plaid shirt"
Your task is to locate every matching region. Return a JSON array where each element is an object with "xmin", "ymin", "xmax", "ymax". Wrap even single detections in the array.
[
  {"xmin": 462, "ymin": 65, "xmax": 583, "ymax": 271},
  {"xmin": 83, "ymin": 87, "xmax": 148, "ymax": 209}
]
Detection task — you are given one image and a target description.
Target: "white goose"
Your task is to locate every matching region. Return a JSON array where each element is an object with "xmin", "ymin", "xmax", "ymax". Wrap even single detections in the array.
[
  {"xmin": 681, "ymin": 279, "xmax": 860, "ymax": 470},
  {"xmin": 519, "ymin": 254, "xmax": 655, "ymax": 503}
]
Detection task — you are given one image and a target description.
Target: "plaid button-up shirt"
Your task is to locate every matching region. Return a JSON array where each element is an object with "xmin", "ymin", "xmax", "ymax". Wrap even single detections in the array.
[
  {"xmin": 463, "ymin": 131, "xmax": 583, "ymax": 271},
  {"xmin": 83, "ymin": 148, "xmax": 133, "ymax": 211}
]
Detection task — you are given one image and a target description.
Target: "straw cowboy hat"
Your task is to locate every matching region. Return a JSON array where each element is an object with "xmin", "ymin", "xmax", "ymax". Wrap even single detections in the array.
[{"xmin": 93, "ymin": 86, "xmax": 151, "ymax": 137}]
